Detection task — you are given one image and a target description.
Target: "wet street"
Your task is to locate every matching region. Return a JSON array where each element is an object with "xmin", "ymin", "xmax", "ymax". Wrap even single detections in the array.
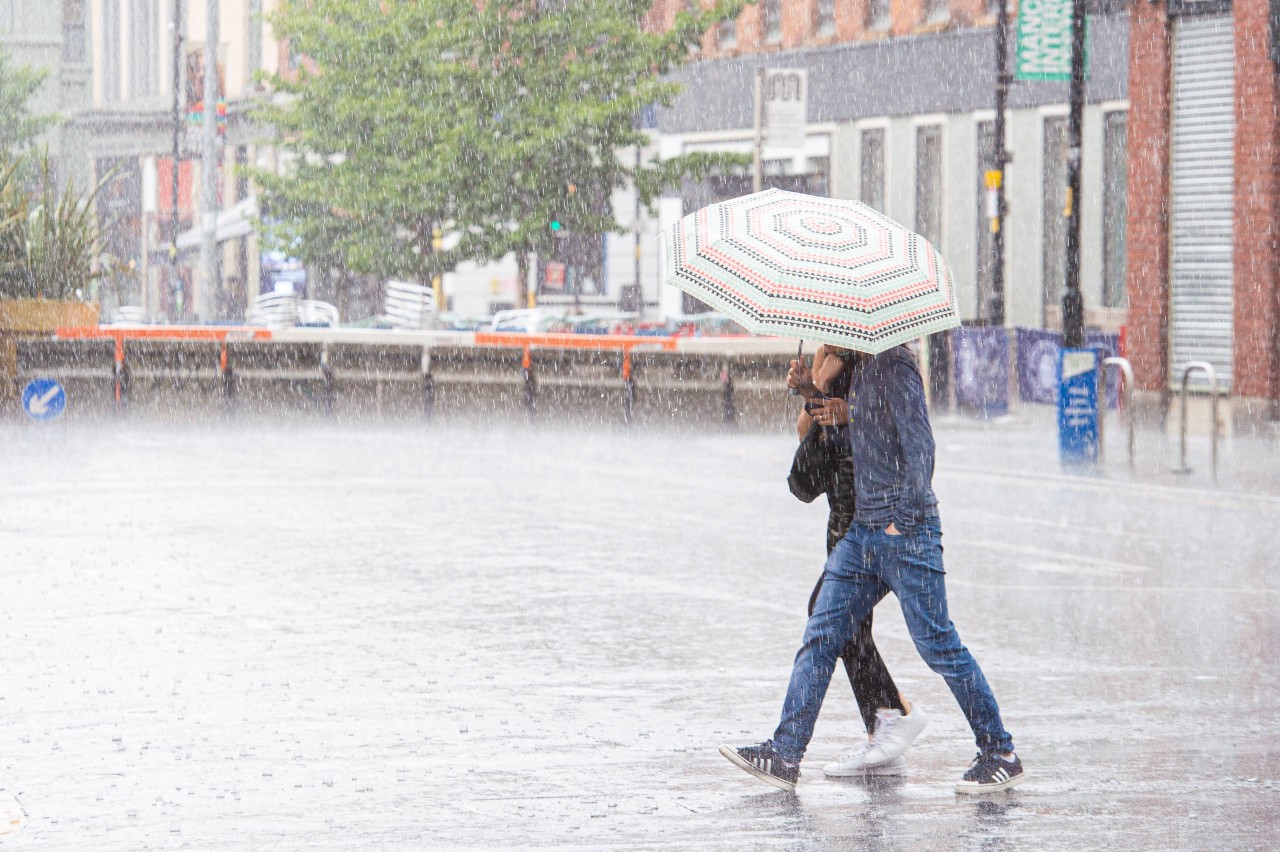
[{"xmin": 1, "ymin": 419, "xmax": 1278, "ymax": 849}]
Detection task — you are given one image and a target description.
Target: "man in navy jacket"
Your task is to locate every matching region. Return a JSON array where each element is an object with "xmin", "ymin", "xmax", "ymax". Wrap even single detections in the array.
[{"xmin": 720, "ymin": 344, "xmax": 1025, "ymax": 795}]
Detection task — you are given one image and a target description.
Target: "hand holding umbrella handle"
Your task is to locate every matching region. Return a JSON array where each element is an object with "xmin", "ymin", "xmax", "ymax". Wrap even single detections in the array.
[{"xmin": 787, "ymin": 357, "xmax": 818, "ymax": 398}]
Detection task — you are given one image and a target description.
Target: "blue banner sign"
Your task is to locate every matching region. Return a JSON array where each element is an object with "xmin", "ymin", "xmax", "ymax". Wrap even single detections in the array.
[
  {"xmin": 952, "ymin": 326, "xmax": 1009, "ymax": 417},
  {"xmin": 1058, "ymin": 348, "xmax": 1098, "ymax": 464},
  {"xmin": 1016, "ymin": 328, "xmax": 1120, "ymax": 408}
]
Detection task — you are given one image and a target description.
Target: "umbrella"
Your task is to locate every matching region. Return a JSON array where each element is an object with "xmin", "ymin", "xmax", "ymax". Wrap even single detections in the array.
[{"xmin": 661, "ymin": 187, "xmax": 960, "ymax": 354}]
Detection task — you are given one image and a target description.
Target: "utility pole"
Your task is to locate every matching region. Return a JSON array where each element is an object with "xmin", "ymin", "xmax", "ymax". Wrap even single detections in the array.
[
  {"xmin": 197, "ymin": 0, "xmax": 220, "ymax": 322},
  {"xmin": 169, "ymin": 0, "xmax": 183, "ymax": 322},
  {"xmin": 752, "ymin": 67, "xmax": 764, "ymax": 193},
  {"xmin": 990, "ymin": 0, "xmax": 1010, "ymax": 326},
  {"xmin": 634, "ymin": 143, "xmax": 643, "ymax": 317},
  {"xmin": 1061, "ymin": 0, "xmax": 1086, "ymax": 348}
]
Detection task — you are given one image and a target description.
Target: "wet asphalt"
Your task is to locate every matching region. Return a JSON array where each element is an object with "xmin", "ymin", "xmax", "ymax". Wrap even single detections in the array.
[{"xmin": 1, "ymin": 414, "xmax": 1277, "ymax": 849}]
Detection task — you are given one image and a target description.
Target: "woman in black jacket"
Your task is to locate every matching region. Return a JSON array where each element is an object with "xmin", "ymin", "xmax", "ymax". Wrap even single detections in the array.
[{"xmin": 789, "ymin": 344, "xmax": 928, "ymax": 777}]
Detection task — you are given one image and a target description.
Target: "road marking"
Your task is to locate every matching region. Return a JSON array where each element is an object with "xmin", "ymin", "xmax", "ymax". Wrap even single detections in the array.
[
  {"xmin": 941, "ymin": 464, "xmax": 1280, "ymax": 512},
  {"xmin": 952, "ymin": 538, "xmax": 1153, "ymax": 575}
]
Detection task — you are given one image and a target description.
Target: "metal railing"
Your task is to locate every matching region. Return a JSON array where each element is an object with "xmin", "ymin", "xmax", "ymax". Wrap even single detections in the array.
[
  {"xmin": 1174, "ymin": 361, "xmax": 1220, "ymax": 481},
  {"xmin": 1097, "ymin": 356, "xmax": 1134, "ymax": 467}
]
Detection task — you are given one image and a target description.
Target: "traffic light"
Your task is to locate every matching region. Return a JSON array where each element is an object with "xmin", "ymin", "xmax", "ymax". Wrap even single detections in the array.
[{"xmin": 550, "ymin": 217, "xmax": 562, "ymax": 232}]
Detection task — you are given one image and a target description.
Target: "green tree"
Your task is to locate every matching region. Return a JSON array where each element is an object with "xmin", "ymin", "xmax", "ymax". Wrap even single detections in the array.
[
  {"xmin": 0, "ymin": 49, "xmax": 53, "ymax": 159},
  {"xmin": 255, "ymin": 0, "xmax": 744, "ymax": 311}
]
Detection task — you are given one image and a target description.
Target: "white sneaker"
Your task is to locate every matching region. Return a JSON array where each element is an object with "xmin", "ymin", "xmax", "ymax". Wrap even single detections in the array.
[
  {"xmin": 822, "ymin": 740, "xmax": 871, "ymax": 777},
  {"xmin": 862, "ymin": 705, "xmax": 928, "ymax": 767},
  {"xmin": 824, "ymin": 742, "xmax": 908, "ymax": 777}
]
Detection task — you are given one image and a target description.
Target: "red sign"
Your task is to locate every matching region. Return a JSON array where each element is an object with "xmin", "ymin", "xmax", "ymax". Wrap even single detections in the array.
[{"xmin": 544, "ymin": 261, "xmax": 566, "ymax": 290}]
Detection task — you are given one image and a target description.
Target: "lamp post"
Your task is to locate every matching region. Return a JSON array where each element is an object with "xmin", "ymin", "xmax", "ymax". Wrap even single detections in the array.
[{"xmin": 1061, "ymin": 0, "xmax": 1086, "ymax": 349}]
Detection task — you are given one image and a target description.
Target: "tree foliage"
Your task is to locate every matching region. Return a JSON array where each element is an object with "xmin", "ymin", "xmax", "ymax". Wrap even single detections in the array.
[
  {"xmin": 0, "ymin": 48, "xmax": 54, "ymax": 159},
  {"xmin": 254, "ymin": 0, "xmax": 745, "ymax": 298}
]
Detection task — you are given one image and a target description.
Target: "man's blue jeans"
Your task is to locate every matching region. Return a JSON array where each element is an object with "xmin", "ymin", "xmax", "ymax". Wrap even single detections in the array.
[{"xmin": 770, "ymin": 519, "xmax": 1014, "ymax": 762}]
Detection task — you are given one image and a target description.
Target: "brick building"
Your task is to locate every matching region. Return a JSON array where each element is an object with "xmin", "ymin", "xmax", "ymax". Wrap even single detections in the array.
[
  {"xmin": 1126, "ymin": 0, "xmax": 1280, "ymax": 419},
  {"xmin": 648, "ymin": 0, "xmax": 1133, "ymax": 352}
]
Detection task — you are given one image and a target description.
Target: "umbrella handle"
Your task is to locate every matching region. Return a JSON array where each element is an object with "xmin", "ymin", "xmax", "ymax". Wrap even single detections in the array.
[{"xmin": 788, "ymin": 340, "xmax": 804, "ymax": 396}]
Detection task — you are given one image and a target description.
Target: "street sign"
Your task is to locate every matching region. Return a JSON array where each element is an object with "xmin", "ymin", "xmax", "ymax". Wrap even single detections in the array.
[
  {"xmin": 544, "ymin": 261, "xmax": 566, "ymax": 290},
  {"xmin": 1016, "ymin": 0, "xmax": 1086, "ymax": 82},
  {"xmin": 1057, "ymin": 348, "xmax": 1098, "ymax": 464},
  {"xmin": 22, "ymin": 379, "xmax": 66, "ymax": 422},
  {"xmin": 764, "ymin": 68, "xmax": 808, "ymax": 151}
]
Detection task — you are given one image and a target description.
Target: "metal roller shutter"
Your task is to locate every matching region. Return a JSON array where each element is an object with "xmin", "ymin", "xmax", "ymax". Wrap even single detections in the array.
[{"xmin": 1169, "ymin": 14, "xmax": 1235, "ymax": 390}]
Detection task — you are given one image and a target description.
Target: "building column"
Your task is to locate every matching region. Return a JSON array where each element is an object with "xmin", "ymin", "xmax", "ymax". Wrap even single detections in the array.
[
  {"xmin": 1231, "ymin": 0, "xmax": 1280, "ymax": 410},
  {"xmin": 1124, "ymin": 1, "xmax": 1172, "ymax": 395}
]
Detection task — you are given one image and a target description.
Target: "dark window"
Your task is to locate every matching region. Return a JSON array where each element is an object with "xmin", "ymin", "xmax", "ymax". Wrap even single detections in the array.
[
  {"xmin": 1042, "ymin": 116, "xmax": 1069, "ymax": 315},
  {"xmin": 924, "ymin": 0, "xmax": 949, "ymax": 24},
  {"xmin": 764, "ymin": 0, "xmax": 781, "ymax": 43},
  {"xmin": 866, "ymin": 0, "xmax": 890, "ymax": 30},
  {"xmin": 815, "ymin": 0, "xmax": 836, "ymax": 37},
  {"xmin": 976, "ymin": 120, "xmax": 997, "ymax": 322},
  {"xmin": 718, "ymin": 17, "xmax": 737, "ymax": 49},
  {"xmin": 860, "ymin": 128, "xmax": 885, "ymax": 212},
  {"xmin": 102, "ymin": 0, "xmax": 121, "ymax": 102},
  {"xmin": 1102, "ymin": 111, "xmax": 1128, "ymax": 309},
  {"xmin": 129, "ymin": 0, "xmax": 158, "ymax": 98},
  {"xmin": 915, "ymin": 125, "xmax": 943, "ymax": 246},
  {"xmin": 62, "ymin": 0, "xmax": 87, "ymax": 62}
]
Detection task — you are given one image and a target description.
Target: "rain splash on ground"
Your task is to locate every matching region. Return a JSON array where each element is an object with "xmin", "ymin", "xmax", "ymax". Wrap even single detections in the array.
[{"xmin": 1, "ymin": 417, "xmax": 1278, "ymax": 849}]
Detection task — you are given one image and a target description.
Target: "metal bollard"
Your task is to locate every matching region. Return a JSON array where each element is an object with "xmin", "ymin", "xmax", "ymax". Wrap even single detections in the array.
[
  {"xmin": 220, "ymin": 343, "xmax": 235, "ymax": 417},
  {"xmin": 1097, "ymin": 356, "xmax": 1135, "ymax": 467},
  {"xmin": 1174, "ymin": 361, "xmax": 1220, "ymax": 481},
  {"xmin": 522, "ymin": 347, "xmax": 536, "ymax": 420},
  {"xmin": 421, "ymin": 346, "xmax": 435, "ymax": 420},
  {"xmin": 621, "ymin": 350, "xmax": 635, "ymax": 426},
  {"xmin": 721, "ymin": 361, "xmax": 736, "ymax": 428},
  {"xmin": 320, "ymin": 343, "xmax": 336, "ymax": 415},
  {"xmin": 113, "ymin": 337, "xmax": 128, "ymax": 415}
]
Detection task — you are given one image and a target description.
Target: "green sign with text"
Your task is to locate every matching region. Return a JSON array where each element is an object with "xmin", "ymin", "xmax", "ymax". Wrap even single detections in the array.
[{"xmin": 1016, "ymin": 0, "xmax": 1087, "ymax": 82}]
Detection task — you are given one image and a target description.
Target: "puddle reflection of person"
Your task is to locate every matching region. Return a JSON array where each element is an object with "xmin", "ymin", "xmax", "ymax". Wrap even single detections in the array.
[{"xmin": 790, "ymin": 345, "xmax": 928, "ymax": 779}]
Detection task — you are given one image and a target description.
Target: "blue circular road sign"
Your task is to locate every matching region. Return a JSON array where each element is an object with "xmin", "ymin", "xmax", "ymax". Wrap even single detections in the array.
[{"xmin": 22, "ymin": 379, "xmax": 67, "ymax": 421}]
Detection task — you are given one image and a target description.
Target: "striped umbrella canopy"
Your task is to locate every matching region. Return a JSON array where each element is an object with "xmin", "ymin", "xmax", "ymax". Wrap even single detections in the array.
[{"xmin": 661, "ymin": 188, "xmax": 960, "ymax": 353}]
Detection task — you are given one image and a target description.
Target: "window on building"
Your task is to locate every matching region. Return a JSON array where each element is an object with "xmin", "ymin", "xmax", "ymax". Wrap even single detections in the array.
[
  {"xmin": 1042, "ymin": 116, "xmax": 1069, "ymax": 313},
  {"xmin": 102, "ymin": 0, "xmax": 121, "ymax": 102},
  {"xmin": 915, "ymin": 125, "xmax": 943, "ymax": 247},
  {"xmin": 61, "ymin": 0, "xmax": 87, "ymax": 62},
  {"xmin": 916, "ymin": 124, "xmax": 948, "ymax": 406},
  {"xmin": 129, "ymin": 0, "xmax": 159, "ymax": 99},
  {"xmin": 764, "ymin": 0, "xmax": 781, "ymax": 44},
  {"xmin": 976, "ymin": 120, "xmax": 996, "ymax": 322},
  {"xmin": 717, "ymin": 17, "xmax": 737, "ymax": 50},
  {"xmin": 815, "ymin": 0, "xmax": 836, "ymax": 37},
  {"xmin": 924, "ymin": 0, "xmax": 950, "ymax": 25},
  {"xmin": 866, "ymin": 0, "xmax": 890, "ymax": 30},
  {"xmin": 1102, "ymin": 110, "xmax": 1128, "ymax": 309},
  {"xmin": 860, "ymin": 128, "xmax": 885, "ymax": 212}
]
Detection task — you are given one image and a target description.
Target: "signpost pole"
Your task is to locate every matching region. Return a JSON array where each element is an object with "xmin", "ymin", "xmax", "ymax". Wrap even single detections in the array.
[
  {"xmin": 1062, "ymin": 0, "xmax": 1086, "ymax": 350},
  {"xmin": 752, "ymin": 67, "xmax": 764, "ymax": 194},
  {"xmin": 1057, "ymin": 0, "xmax": 1095, "ymax": 464},
  {"xmin": 991, "ymin": 0, "xmax": 1010, "ymax": 326},
  {"xmin": 169, "ymin": 0, "xmax": 183, "ymax": 322},
  {"xmin": 197, "ymin": 0, "xmax": 220, "ymax": 322}
]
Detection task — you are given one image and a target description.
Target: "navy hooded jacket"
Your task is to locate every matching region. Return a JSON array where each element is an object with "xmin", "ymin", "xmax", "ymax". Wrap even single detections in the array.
[{"xmin": 844, "ymin": 345, "xmax": 940, "ymax": 533}]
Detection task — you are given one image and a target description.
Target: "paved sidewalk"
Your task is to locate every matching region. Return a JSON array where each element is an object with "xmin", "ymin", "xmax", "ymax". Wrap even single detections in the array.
[
  {"xmin": 932, "ymin": 402, "xmax": 1280, "ymax": 499},
  {"xmin": 0, "ymin": 420, "xmax": 1277, "ymax": 849}
]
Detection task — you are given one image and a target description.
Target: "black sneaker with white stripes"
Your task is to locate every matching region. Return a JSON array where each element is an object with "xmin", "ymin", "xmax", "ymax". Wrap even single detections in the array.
[
  {"xmin": 719, "ymin": 741, "xmax": 799, "ymax": 792},
  {"xmin": 955, "ymin": 751, "xmax": 1026, "ymax": 794}
]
